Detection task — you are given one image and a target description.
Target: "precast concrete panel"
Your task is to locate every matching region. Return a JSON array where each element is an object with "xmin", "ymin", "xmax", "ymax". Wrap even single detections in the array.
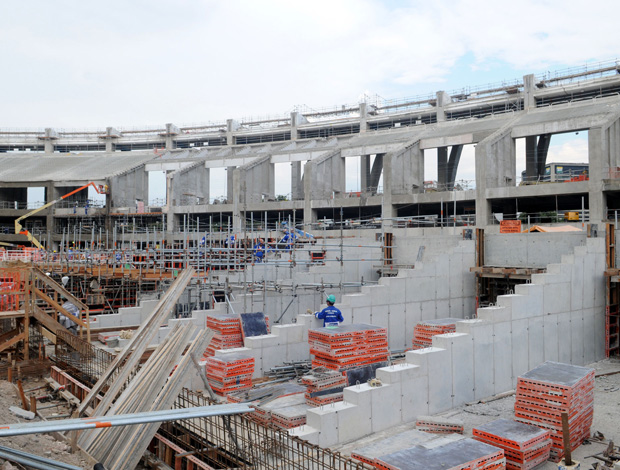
[
  {"xmin": 510, "ymin": 318, "xmax": 530, "ymax": 381},
  {"xmin": 527, "ymin": 316, "xmax": 545, "ymax": 370},
  {"xmin": 570, "ymin": 310, "xmax": 585, "ymax": 365},
  {"xmin": 492, "ymin": 321, "xmax": 512, "ymax": 393},
  {"xmin": 556, "ymin": 312, "xmax": 572, "ymax": 363}
]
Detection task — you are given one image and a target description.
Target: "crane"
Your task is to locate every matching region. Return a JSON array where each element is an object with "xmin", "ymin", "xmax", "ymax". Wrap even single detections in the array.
[{"xmin": 15, "ymin": 182, "xmax": 109, "ymax": 249}]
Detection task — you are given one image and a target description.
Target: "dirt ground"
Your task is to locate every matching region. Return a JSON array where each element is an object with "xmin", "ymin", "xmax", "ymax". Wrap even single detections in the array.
[{"xmin": 0, "ymin": 379, "xmax": 89, "ymax": 469}]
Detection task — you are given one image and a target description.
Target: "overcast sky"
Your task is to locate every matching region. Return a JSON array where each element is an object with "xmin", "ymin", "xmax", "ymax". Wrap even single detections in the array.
[
  {"xmin": 1, "ymin": 0, "xmax": 618, "ymax": 130},
  {"xmin": 3, "ymin": 0, "xmax": 617, "ymax": 202}
]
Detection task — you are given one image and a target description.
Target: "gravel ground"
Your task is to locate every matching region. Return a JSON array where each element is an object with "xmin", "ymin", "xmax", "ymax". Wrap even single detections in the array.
[{"xmin": 0, "ymin": 379, "xmax": 89, "ymax": 469}]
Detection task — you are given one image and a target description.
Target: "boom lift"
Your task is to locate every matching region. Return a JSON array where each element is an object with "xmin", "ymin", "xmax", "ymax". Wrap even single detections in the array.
[{"xmin": 15, "ymin": 182, "xmax": 109, "ymax": 249}]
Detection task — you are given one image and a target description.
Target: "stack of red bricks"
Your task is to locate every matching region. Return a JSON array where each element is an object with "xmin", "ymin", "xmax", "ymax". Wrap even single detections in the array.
[
  {"xmin": 309, "ymin": 323, "xmax": 389, "ymax": 371},
  {"xmin": 514, "ymin": 361, "xmax": 594, "ymax": 462},
  {"xmin": 302, "ymin": 367, "xmax": 348, "ymax": 406},
  {"xmin": 205, "ymin": 354, "xmax": 254, "ymax": 396},
  {"xmin": 473, "ymin": 418, "xmax": 551, "ymax": 470},
  {"xmin": 204, "ymin": 314, "xmax": 244, "ymax": 357},
  {"xmin": 412, "ymin": 318, "xmax": 461, "ymax": 349}
]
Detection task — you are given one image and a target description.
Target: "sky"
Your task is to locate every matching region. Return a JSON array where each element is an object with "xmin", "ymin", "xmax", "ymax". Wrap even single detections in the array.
[{"xmin": 3, "ymin": 0, "xmax": 617, "ymax": 201}]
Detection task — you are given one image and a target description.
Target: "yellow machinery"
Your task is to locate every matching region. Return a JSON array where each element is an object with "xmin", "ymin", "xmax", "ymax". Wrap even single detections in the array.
[{"xmin": 15, "ymin": 182, "xmax": 109, "ymax": 249}]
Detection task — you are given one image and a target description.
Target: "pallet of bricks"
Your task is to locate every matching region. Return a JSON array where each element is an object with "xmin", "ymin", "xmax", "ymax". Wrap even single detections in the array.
[
  {"xmin": 514, "ymin": 361, "xmax": 594, "ymax": 462},
  {"xmin": 309, "ymin": 323, "xmax": 389, "ymax": 371},
  {"xmin": 473, "ymin": 418, "xmax": 551, "ymax": 470},
  {"xmin": 302, "ymin": 367, "xmax": 348, "ymax": 406},
  {"xmin": 204, "ymin": 314, "xmax": 244, "ymax": 357},
  {"xmin": 205, "ymin": 354, "xmax": 254, "ymax": 396},
  {"xmin": 412, "ymin": 318, "xmax": 461, "ymax": 349},
  {"xmin": 371, "ymin": 438, "xmax": 506, "ymax": 470}
]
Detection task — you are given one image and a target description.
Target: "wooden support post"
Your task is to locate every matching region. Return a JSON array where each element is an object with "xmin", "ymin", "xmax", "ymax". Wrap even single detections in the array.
[
  {"xmin": 561, "ymin": 411, "xmax": 572, "ymax": 465},
  {"xmin": 29, "ymin": 395, "xmax": 37, "ymax": 414},
  {"xmin": 7, "ymin": 367, "xmax": 12, "ymax": 383},
  {"xmin": 16, "ymin": 380, "xmax": 29, "ymax": 410}
]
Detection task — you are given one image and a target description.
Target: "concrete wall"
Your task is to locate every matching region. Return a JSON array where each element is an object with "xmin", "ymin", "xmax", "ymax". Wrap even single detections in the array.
[
  {"xmin": 290, "ymin": 237, "xmax": 606, "ymax": 447},
  {"xmin": 307, "ymin": 149, "xmax": 345, "ymax": 199},
  {"xmin": 388, "ymin": 141, "xmax": 424, "ymax": 195},
  {"xmin": 110, "ymin": 167, "xmax": 149, "ymax": 207},
  {"xmin": 485, "ymin": 232, "xmax": 586, "ymax": 268},
  {"xmin": 337, "ymin": 240, "xmax": 476, "ymax": 350},
  {"xmin": 170, "ymin": 164, "xmax": 210, "ymax": 205}
]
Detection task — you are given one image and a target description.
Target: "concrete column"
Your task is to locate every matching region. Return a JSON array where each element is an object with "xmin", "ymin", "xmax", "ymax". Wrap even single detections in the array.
[
  {"xmin": 101, "ymin": 127, "xmax": 120, "ymax": 152},
  {"xmin": 523, "ymin": 74, "xmax": 536, "ymax": 110},
  {"xmin": 165, "ymin": 173, "xmax": 175, "ymax": 233},
  {"xmin": 381, "ymin": 153, "xmax": 397, "ymax": 226},
  {"xmin": 41, "ymin": 128, "xmax": 58, "ymax": 154},
  {"xmin": 475, "ymin": 123, "xmax": 517, "ymax": 226},
  {"xmin": 291, "ymin": 161, "xmax": 303, "ymax": 200},
  {"xmin": 359, "ymin": 102, "xmax": 368, "ymax": 133},
  {"xmin": 436, "ymin": 91, "xmax": 451, "ymax": 122},
  {"xmin": 226, "ymin": 167, "xmax": 235, "ymax": 202},
  {"xmin": 303, "ymin": 161, "xmax": 316, "ymax": 228},
  {"xmin": 369, "ymin": 154, "xmax": 384, "ymax": 194},
  {"xmin": 525, "ymin": 137, "xmax": 537, "ymax": 181},
  {"xmin": 226, "ymin": 119, "xmax": 239, "ymax": 146},
  {"xmin": 588, "ymin": 127, "xmax": 606, "ymax": 224},
  {"xmin": 437, "ymin": 147, "xmax": 448, "ymax": 188},
  {"xmin": 360, "ymin": 155, "xmax": 371, "ymax": 192},
  {"xmin": 232, "ymin": 168, "xmax": 243, "ymax": 232},
  {"xmin": 162, "ymin": 123, "xmax": 179, "ymax": 150}
]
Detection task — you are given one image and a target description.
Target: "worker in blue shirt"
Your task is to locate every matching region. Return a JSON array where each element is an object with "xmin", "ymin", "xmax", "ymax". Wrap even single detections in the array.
[
  {"xmin": 315, "ymin": 294, "xmax": 344, "ymax": 327},
  {"xmin": 253, "ymin": 238, "xmax": 265, "ymax": 262}
]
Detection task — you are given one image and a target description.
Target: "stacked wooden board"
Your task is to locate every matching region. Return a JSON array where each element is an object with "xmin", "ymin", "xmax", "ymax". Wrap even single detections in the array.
[
  {"xmin": 371, "ymin": 438, "xmax": 505, "ymax": 470},
  {"xmin": 205, "ymin": 314, "xmax": 244, "ymax": 357},
  {"xmin": 309, "ymin": 323, "xmax": 389, "ymax": 371},
  {"xmin": 473, "ymin": 419, "xmax": 551, "ymax": 470},
  {"xmin": 514, "ymin": 361, "xmax": 594, "ymax": 462},
  {"xmin": 412, "ymin": 318, "xmax": 461, "ymax": 349},
  {"xmin": 205, "ymin": 354, "xmax": 254, "ymax": 396}
]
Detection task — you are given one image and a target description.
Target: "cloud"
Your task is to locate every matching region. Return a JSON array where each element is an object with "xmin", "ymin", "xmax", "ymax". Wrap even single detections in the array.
[{"xmin": 0, "ymin": 0, "xmax": 618, "ymax": 128}]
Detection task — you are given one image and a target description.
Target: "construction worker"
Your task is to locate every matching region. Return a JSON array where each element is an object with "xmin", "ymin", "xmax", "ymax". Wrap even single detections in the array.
[
  {"xmin": 253, "ymin": 238, "xmax": 265, "ymax": 262},
  {"xmin": 315, "ymin": 294, "xmax": 344, "ymax": 327}
]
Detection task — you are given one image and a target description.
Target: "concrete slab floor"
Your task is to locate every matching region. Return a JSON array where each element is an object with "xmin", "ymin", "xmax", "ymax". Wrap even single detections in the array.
[{"xmin": 333, "ymin": 357, "xmax": 620, "ymax": 470}]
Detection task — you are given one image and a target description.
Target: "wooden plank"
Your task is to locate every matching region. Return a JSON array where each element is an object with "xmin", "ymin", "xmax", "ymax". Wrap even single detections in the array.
[
  {"xmin": 32, "ymin": 305, "xmax": 69, "ymax": 337},
  {"xmin": 0, "ymin": 331, "xmax": 26, "ymax": 355},
  {"xmin": 31, "ymin": 267, "xmax": 89, "ymax": 311},
  {"xmin": 32, "ymin": 287, "xmax": 87, "ymax": 328},
  {"xmin": 76, "ymin": 268, "xmax": 195, "ymax": 417},
  {"xmin": 106, "ymin": 330, "xmax": 215, "ymax": 470},
  {"xmin": 80, "ymin": 324, "xmax": 195, "ymax": 454}
]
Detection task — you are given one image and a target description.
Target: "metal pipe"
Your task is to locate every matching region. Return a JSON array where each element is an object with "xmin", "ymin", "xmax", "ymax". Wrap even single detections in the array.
[
  {"xmin": 0, "ymin": 444, "xmax": 82, "ymax": 470},
  {"xmin": 0, "ymin": 404, "xmax": 252, "ymax": 437}
]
